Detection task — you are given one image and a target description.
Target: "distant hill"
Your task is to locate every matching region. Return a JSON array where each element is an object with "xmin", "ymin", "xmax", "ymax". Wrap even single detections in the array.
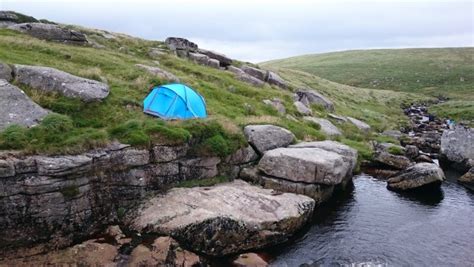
[
  {"xmin": 262, "ymin": 48, "xmax": 474, "ymax": 122},
  {"xmin": 262, "ymin": 48, "xmax": 474, "ymax": 99}
]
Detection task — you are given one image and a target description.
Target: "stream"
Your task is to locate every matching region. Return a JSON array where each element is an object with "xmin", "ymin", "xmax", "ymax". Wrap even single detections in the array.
[{"xmin": 269, "ymin": 171, "xmax": 474, "ymax": 266}]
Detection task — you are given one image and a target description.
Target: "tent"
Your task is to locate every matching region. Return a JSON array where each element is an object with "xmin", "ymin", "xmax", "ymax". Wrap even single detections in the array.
[{"xmin": 143, "ymin": 83, "xmax": 207, "ymax": 120}]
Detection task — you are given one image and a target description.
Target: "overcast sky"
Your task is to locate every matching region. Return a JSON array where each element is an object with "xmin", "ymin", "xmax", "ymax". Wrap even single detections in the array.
[{"xmin": 2, "ymin": 0, "xmax": 473, "ymax": 62}]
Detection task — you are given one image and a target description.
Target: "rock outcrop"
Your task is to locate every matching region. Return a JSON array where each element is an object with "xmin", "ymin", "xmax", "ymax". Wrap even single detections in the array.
[
  {"xmin": 304, "ymin": 117, "xmax": 342, "ymax": 137},
  {"xmin": 373, "ymin": 143, "xmax": 412, "ymax": 170},
  {"xmin": 241, "ymin": 141, "xmax": 357, "ymax": 203},
  {"xmin": 135, "ymin": 64, "xmax": 180, "ymax": 82},
  {"xmin": 294, "ymin": 89, "xmax": 334, "ymax": 111},
  {"xmin": 387, "ymin": 163, "xmax": 445, "ymax": 191},
  {"xmin": 228, "ymin": 66, "xmax": 265, "ymax": 87},
  {"xmin": 440, "ymin": 126, "xmax": 474, "ymax": 172},
  {"xmin": 267, "ymin": 71, "xmax": 288, "ymax": 89},
  {"xmin": 129, "ymin": 180, "xmax": 315, "ymax": 256},
  {"xmin": 241, "ymin": 66, "xmax": 267, "ymax": 81},
  {"xmin": 244, "ymin": 125, "xmax": 295, "ymax": 154},
  {"xmin": 165, "ymin": 37, "xmax": 198, "ymax": 57},
  {"xmin": 347, "ymin": 116, "xmax": 371, "ymax": 132},
  {"xmin": 8, "ymin": 23, "xmax": 88, "ymax": 44},
  {"xmin": 0, "ymin": 80, "xmax": 49, "ymax": 130},
  {"xmin": 13, "ymin": 64, "xmax": 110, "ymax": 102},
  {"xmin": 0, "ymin": 141, "xmax": 246, "ymax": 254}
]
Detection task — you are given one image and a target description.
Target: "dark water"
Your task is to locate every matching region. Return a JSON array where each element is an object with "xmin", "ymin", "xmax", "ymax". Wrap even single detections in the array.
[{"xmin": 270, "ymin": 172, "xmax": 474, "ymax": 267}]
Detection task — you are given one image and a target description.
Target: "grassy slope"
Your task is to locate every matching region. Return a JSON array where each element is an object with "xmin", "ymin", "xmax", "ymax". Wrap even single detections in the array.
[
  {"xmin": 262, "ymin": 48, "xmax": 474, "ymax": 121},
  {"xmin": 0, "ymin": 27, "xmax": 426, "ymax": 160}
]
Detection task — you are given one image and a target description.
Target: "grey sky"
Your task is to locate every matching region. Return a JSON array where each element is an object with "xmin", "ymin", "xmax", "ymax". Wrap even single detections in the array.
[{"xmin": 2, "ymin": 0, "xmax": 473, "ymax": 62}]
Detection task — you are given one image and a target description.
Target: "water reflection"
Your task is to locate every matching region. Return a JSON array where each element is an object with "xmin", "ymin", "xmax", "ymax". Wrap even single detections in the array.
[{"xmin": 270, "ymin": 174, "xmax": 474, "ymax": 267}]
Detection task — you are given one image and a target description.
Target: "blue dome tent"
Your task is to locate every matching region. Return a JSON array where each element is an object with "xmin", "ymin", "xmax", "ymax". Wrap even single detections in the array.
[{"xmin": 143, "ymin": 83, "xmax": 207, "ymax": 120}]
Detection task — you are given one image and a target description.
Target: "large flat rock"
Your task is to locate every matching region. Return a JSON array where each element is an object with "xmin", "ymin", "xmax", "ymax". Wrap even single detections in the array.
[
  {"xmin": 258, "ymin": 147, "xmax": 351, "ymax": 185},
  {"xmin": 295, "ymin": 89, "xmax": 334, "ymax": 111},
  {"xmin": 0, "ymin": 80, "xmax": 48, "ymax": 130},
  {"xmin": 440, "ymin": 126, "xmax": 474, "ymax": 172},
  {"xmin": 304, "ymin": 117, "xmax": 342, "ymax": 137},
  {"xmin": 129, "ymin": 180, "xmax": 314, "ymax": 256},
  {"xmin": 13, "ymin": 64, "xmax": 110, "ymax": 102}
]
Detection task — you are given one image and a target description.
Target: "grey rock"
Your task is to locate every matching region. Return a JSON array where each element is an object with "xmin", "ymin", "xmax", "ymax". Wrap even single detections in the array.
[
  {"xmin": 0, "ymin": 11, "xmax": 37, "ymax": 23},
  {"xmin": 135, "ymin": 64, "xmax": 180, "ymax": 82},
  {"xmin": 304, "ymin": 117, "xmax": 342, "ymax": 137},
  {"xmin": 13, "ymin": 64, "xmax": 109, "ymax": 102},
  {"xmin": 294, "ymin": 101, "xmax": 312, "ymax": 116},
  {"xmin": 387, "ymin": 163, "xmax": 445, "ymax": 190},
  {"xmin": 0, "ymin": 63, "xmax": 12, "ymax": 82},
  {"xmin": 0, "ymin": 160, "xmax": 15, "ymax": 178},
  {"xmin": 111, "ymin": 148, "xmax": 150, "ymax": 167},
  {"xmin": 0, "ymin": 80, "xmax": 49, "ymax": 130},
  {"xmin": 458, "ymin": 167, "xmax": 474, "ymax": 190},
  {"xmin": 8, "ymin": 23, "xmax": 87, "ymax": 44},
  {"xmin": 374, "ymin": 152, "xmax": 412, "ymax": 170},
  {"xmin": 244, "ymin": 125, "xmax": 295, "ymax": 154},
  {"xmin": 179, "ymin": 157, "xmax": 221, "ymax": 180},
  {"xmin": 235, "ymin": 72, "xmax": 265, "ymax": 87},
  {"xmin": 241, "ymin": 65, "xmax": 268, "ymax": 81},
  {"xmin": 415, "ymin": 154, "xmax": 434, "ymax": 163},
  {"xmin": 267, "ymin": 71, "xmax": 287, "ymax": 89},
  {"xmin": 198, "ymin": 49, "xmax": 232, "ymax": 67},
  {"xmin": 165, "ymin": 37, "xmax": 198, "ymax": 52},
  {"xmin": 258, "ymin": 147, "xmax": 351, "ymax": 185},
  {"xmin": 129, "ymin": 180, "xmax": 315, "ymax": 256},
  {"xmin": 440, "ymin": 126, "xmax": 474, "ymax": 172},
  {"xmin": 188, "ymin": 52, "xmax": 210, "ymax": 65},
  {"xmin": 263, "ymin": 98, "xmax": 286, "ymax": 115},
  {"xmin": 295, "ymin": 89, "xmax": 334, "ymax": 111},
  {"xmin": 13, "ymin": 157, "xmax": 37, "ymax": 174},
  {"xmin": 207, "ymin": 58, "xmax": 220, "ymax": 69},
  {"xmin": 290, "ymin": 140, "xmax": 358, "ymax": 175},
  {"xmin": 227, "ymin": 65, "xmax": 244, "ymax": 75},
  {"xmin": 347, "ymin": 117, "xmax": 371, "ymax": 132},
  {"xmin": 152, "ymin": 145, "xmax": 188, "ymax": 163},
  {"xmin": 35, "ymin": 155, "xmax": 93, "ymax": 177},
  {"xmin": 328, "ymin": 113, "xmax": 348, "ymax": 123}
]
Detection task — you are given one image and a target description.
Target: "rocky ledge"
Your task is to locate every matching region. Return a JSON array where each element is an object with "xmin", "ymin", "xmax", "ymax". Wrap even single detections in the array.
[{"xmin": 128, "ymin": 180, "xmax": 315, "ymax": 256}]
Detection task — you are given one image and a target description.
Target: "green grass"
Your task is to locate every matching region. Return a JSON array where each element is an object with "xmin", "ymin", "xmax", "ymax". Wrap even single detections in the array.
[
  {"xmin": 0, "ymin": 28, "xmax": 329, "ymax": 155},
  {"xmin": 388, "ymin": 146, "xmax": 404, "ymax": 155},
  {"xmin": 263, "ymin": 48, "xmax": 474, "ymax": 123}
]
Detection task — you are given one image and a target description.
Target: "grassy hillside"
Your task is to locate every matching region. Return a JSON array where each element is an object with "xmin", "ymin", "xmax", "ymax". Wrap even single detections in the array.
[
  {"xmin": 262, "ymin": 48, "xmax": 474, "ymax": 121},
  {"xmin": 0, "ymin": 26, "xmax": 429, "ymax": 160}
]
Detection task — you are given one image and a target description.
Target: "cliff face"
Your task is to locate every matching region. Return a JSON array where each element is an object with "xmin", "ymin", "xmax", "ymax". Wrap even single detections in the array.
[{"xmin": 0, "ymin": 142, "xmax": 251, "ymax": 255}]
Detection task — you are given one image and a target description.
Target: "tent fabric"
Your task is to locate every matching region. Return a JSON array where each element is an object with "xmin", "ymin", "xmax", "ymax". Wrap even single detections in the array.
[{"xmin": 143, "ymin": 83, "xmax": 207, "ymax": 120}]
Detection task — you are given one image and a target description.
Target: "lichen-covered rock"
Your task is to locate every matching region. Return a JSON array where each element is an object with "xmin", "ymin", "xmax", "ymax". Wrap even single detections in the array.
[
  {"xmin": 135, "ymin": 64, "xmax": 180, "ymax": 82},
  {"xmin": 258, "ymin": 147, "xmax": 351, "ymax": 185},
  {"xmin": 328, "ymin": 113, "xmax": 348, "ymax": 123},
  {"xmin": 0, "ymin": 160, "xmax": 15, "ymax": 178},
  {"xmin": 152, "ymin": 144, "xmax": 188, "ymax": 163},
  {"xmin": 244, "ymin": 125, "xmax": 295, "ymax": 154},
  {"xmin": 207, "ymin": 58, "xmax": 220, "ymax": 69},
  {"xmin": 347, "ymin": 116, "xmax": 371, "ymax": 132},
  {"xmin": 188, "ymin": 52, "xmax": 210, "ymax": 65},
  {"xmin": 225, "ymin": 146, "xmax": 258, "ymax": 165},
  {"xmin": 374, "ymin": 152, "xmax": 412, "ymax": 170},
  {"xmin": 387, "ymin": 163, "xmax": 445, "ymax": 191},
  {"xmin": 198, "ymin": 48, "xmax": 232, "ymax": 67},
  {"xmin": 0, "ymin": 63, "xmax": 12, "ymax": 81},
  {"xmin": 13, "ymin": 64, "xmax": 109, "ymax": 102},
  {"xmin": 179, "ymin": 157, "xmax": 221, "ymax": 180},
  {"xmin": 8, "ymin": 23, "xmax": 88, "ymax": 44},
  {"xmin": 35, "ymin": 155, "xmax": 93, "ymax": 177},
  {"xmin": 294, "ymin": 101, "xmax": 312, "ymax": 116},
  {"xmin": 0, "ymin": 80, "xmax": 49, "ymax": 130},
  {"xmin": 236, "ymin": 72, "xmax": 265, "ymax": 87},
  {"xmin": 295, "ymin": 89, "xmax": 334, "ymax": 111},
  {"xmin": 303, "ymin": 117, "xmax": 342, "ymax": 137},
  {"xmin": 440, "ymin": 126, "xmax": 474, "ymax": 172},
  {"xmin": 129, "ymin": 180, "xmax": 315, "ymax": 256}
]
